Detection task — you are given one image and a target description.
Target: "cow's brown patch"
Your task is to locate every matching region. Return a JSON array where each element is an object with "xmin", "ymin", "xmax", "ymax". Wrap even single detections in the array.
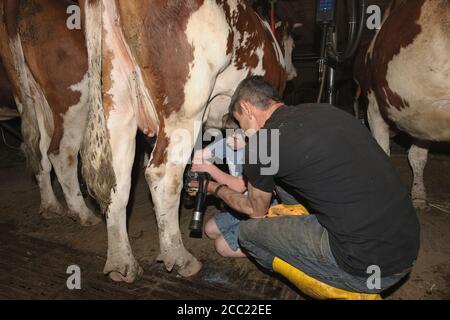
[
  {"xmin": 1, "ymin": 0, "xmax": 21, "ymax": 98},
  {"xmin": 116, "ymin": 0, "xmax": 204, "ymax": 167},
  {"xmin": 17, "ymin": 0, "xmax": 89, "ymax": 154},
  {"xmin": 151, "ymin": 120, "xmax": 170, "ymax": 168},
  {"xmin": 101, "ymin": 46, "xmax": 115, "ymax": 116},
  {"xmin": 218, "ymin": 0, "xmax": 287, "ymax": 95},
  {"xmin": 370, "ymin": 0, "xmax": 426, "ymax": 114},
  {"xmin": 118, "ymin": 0, "xmax": 203, "ymax": 118},
  {"xmin": 5, "ymin": 0, "xmax": 19, "ymax": 38},
  {"xmin": 226, "ymin": 29, "xmax": 234, "ymax": 55}
]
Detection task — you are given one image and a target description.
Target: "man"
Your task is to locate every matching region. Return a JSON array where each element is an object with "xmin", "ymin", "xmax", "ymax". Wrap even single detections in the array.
[{"xmin": 205, "ymin": 76, "xmax": 420, "ymax": 294}]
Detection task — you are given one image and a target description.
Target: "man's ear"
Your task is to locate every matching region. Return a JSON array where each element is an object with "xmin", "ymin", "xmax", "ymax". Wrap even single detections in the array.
[{"xmin": 240, "ymin": 101, "xmax": 254, "ymax": 119}]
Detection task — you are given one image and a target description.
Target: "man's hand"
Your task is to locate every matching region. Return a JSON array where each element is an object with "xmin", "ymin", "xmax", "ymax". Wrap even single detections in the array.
[
  {"xmin": 187, "ymin": 180, "xmax": 218, "ymax": 197},
  {"xmin": 192, "ymin": 148, "xmax": 213, "ymax": 165}
]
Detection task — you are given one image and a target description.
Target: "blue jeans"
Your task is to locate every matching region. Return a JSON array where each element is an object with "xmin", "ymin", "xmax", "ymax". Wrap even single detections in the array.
[
  {"xmin": 213, "ymin": 186, "xmax": 302, "ymax": 253},
  {"xmin": 238, "ymin": 214, "xmax": 412, "ymax": 294},
  {"xmin": 214, "ymin": 210, "xmax": 247, "ymax": 252}
]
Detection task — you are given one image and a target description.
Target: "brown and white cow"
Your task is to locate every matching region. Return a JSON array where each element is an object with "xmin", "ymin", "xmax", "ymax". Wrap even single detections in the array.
[
  {"xmin": 355, "ymin": 0, "xmax": 450, "ymax": 209},
  {"xmin": 0, "ymin": 0, "xmax": 101, "ymax": 225},
  {"xmin": 79, "ymin": 0, "xmax": 297, "ymax": 282},
  {"xmin": 274, "ymin": 20, "xmax": 301, "ymax": 82}
]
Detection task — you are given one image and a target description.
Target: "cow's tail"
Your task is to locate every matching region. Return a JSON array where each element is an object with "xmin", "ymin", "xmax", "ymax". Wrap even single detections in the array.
[
  {"xmin": 80, "ymin": 0, "xmax": 116, "ymax": 213},
  {"xmin": 0, "ymin": 2, "xmax": 41, "ymax": 173}
]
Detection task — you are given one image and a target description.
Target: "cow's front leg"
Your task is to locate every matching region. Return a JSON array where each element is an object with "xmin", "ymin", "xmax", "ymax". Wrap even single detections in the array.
[
  {"xmin": 408, "ymin": 142, "xmax": 430, "ymax": 210},
  {"xmin": 146, "ymin": 119, "xmax": 203, "ymax": 277}
]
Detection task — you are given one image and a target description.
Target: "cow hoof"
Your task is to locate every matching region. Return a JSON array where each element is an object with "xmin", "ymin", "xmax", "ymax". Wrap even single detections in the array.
[
  {"xmin": 157, "ymin": 251, "xmax": 203, "ymax": 277},
  {"xmin": 40, "ymin": 205, "xmax": 64, "ymax": 220},
  {"xmin": 177, "ymin": 257, "xmax": 203, "ymax": 278},
  {"xmin": 104, "ymin": 259, "xmax": 143, "ymax": 284},
  {"xmin": 79, "ymin": 213, "xmax": 103, "ymax": 227},
  {"xmin": 413, "ymin": 199, "xmax": 429, "ymax": 212}
]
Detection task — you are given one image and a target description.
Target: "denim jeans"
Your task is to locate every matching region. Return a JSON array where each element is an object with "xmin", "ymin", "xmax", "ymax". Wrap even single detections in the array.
[
  {"xmin": 238, "ymin": 214, "xmax": 412, "ymax": 294},
  {"xmin": 214, "ymin": 210, "xmax": 247, "ymax": 251}
]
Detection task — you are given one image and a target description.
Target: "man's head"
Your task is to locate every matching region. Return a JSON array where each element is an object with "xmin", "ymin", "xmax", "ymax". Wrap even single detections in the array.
[{"xmin": 229, "ymin": 76, "xmax": 284, "ymax": 132}]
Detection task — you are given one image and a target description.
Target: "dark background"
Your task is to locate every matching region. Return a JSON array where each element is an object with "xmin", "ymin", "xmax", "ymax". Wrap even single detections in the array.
[{"xmin": 251, "ymin": 0, "xmax": 392, "ymax": 112}]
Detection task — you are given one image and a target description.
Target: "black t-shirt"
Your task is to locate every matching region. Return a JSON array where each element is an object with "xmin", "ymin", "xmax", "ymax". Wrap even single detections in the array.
[{"xmin": 244, "ymin": 104, "xmax": 420, "ymax": 277}]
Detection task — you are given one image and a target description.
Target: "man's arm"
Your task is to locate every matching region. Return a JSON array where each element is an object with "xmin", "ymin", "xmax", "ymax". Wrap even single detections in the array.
[
  {"xmin": 211, "ymin": 181, "xmax": 272, "ymax": 219},
  {"xmin": 192, "ymin": 163, "xmax": 247, "ymax": 193}
]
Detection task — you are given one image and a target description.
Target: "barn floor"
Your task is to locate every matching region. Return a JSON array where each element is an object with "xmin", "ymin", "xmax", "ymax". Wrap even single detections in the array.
[{"xmin": 0, "ymin": 137, "xmax": 449, "ymax": 300}]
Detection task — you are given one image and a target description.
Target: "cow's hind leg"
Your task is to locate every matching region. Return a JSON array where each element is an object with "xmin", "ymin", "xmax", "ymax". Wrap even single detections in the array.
[
  {"xmin": 36, "ymin": 156, "xmax": 64, "ymax": 219},
  {"xmin": 408, "ymin": 142, "xmax": 430, "ymax": 210},
  {"xmin": 146, "ymin": 115, "xmax": 205, "ymax": 277},
  {"xmin": 48, "ymin": 94, "xmax": 101, "ymax": 226},
  {"xmin": 21, "ymin": 100, "xmax": 64, "ymax": 219},
  {"xmin": 101, "ymin": 106, "xmax": 143, "ymax": 283},
  {"xmin": 367, "ymin": 91, "xmax": 390, "ymax": 155}
]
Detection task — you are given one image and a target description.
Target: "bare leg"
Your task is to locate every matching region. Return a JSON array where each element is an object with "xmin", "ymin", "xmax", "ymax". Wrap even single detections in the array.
[
  {"xmin": 214, "ymin": 236, "xmax": 246, "ymax": 258},
  {"xmin": 205, "ymin": 218, "xmax": 221, "ymax": 240}
]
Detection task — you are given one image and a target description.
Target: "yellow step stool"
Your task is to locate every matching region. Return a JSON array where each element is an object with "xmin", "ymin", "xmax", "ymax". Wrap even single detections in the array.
[{"xmin": 267, "ymin": 204, "xmax": 382, "ymax": 300}]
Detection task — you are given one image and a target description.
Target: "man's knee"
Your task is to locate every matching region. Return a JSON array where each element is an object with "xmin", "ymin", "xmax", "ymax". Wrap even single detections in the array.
[
  {"xmin": 214, "ymin": 237, "xmax": 238, "ymax": 258},
  {"xmin": 205, "ymin": 218, "xmax": 221, "ymax": 240}
]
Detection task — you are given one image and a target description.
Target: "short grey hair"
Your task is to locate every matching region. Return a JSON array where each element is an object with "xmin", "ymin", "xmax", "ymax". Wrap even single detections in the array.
[{"xmin": 229, "ymin": 76, "xmax": 281, "ymax": 116}]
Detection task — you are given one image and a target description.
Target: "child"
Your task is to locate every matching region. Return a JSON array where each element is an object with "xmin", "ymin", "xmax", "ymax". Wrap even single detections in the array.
[{"xmin": 191, "ymin": 133, "xmax": 249, "ymax": 258}]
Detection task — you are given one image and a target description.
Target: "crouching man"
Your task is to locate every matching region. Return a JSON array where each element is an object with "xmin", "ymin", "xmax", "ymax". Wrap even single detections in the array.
[{"xmin": 204, "ymin": 76, "xmax": 420, "ymax": 295}]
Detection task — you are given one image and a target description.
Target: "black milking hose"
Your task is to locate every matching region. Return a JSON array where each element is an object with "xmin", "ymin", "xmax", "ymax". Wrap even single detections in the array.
[{"xmin": 328, "ymin": 0, "xmax": 367, "ymax": 63}]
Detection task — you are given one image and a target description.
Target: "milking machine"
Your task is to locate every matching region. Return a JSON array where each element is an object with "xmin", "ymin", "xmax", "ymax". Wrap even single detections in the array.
[
  {"xmin": 184, "ymin": 169, "xmax": 212, "ymax": 238},
  {"xmin": 316, "ymin": 0, "xmax": 367, "ymax": 105}
]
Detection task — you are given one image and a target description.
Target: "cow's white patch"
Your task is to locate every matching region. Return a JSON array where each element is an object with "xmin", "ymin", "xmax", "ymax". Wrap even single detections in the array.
[
  {"xmin": 384, "ymin": 2, "xmax": 450, "ymax": 141},
  {"xmin": 282, "ymin": 35, "xmax": 297, "ymax": 80},
  {"xmin": 183, "ymin": 0, "xmax": 231, "ymax": 118}
]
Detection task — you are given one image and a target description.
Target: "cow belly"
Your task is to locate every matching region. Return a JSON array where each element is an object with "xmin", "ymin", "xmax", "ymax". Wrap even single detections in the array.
[
  {"xmin": 102, "ymin": 1, "xmax": 159, "ymax": 136},
  {"xmin": 387, "ymin": 98, "xmax": 450, "ymax": 141},
  {"xmin": 383, "ymin": 10, "xmax": 450, "ymax": 142}
]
